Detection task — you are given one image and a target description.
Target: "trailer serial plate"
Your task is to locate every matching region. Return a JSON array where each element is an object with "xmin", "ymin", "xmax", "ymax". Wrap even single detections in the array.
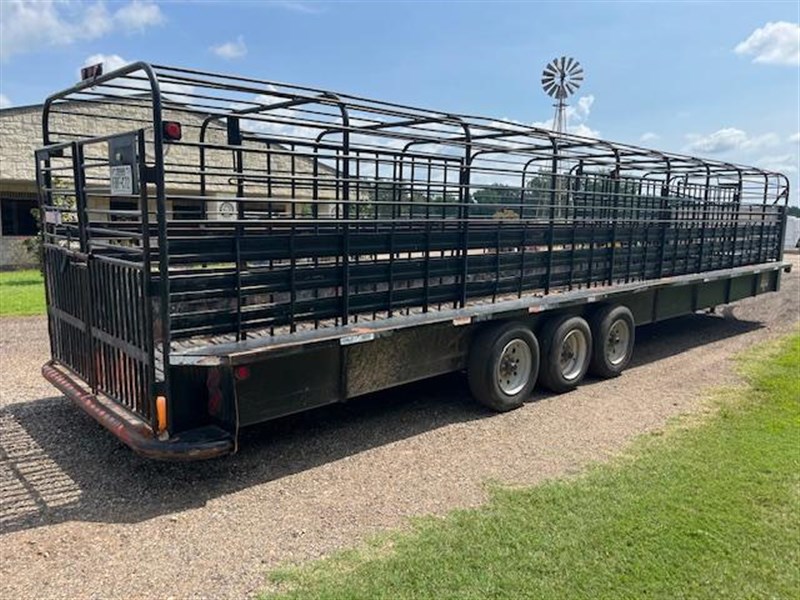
[{"xmin": 110, "ymin": 165, "xmax": 133, "ymax": 196}]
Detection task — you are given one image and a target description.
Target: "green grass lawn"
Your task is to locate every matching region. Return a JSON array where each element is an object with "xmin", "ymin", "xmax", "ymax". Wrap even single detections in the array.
[
  {"xmin": 0, "ymin": 269, "xmax": 45, "ymax": 316},
  {"xmin": 263, "ymin": 332, "xmax": 800, "ymax": 599}
]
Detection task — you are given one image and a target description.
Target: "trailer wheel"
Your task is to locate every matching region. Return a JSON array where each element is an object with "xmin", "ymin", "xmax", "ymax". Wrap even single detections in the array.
[
  {"xmin": 589, "ymin": 305, "xmax": 635, "ymax": 378},
  {"xmin": 538, "ymin": 315, "xmax": 592, "ymax": 393},
  {"xmin": 467, "ymin": 322, "xmax": 540, "ymax": 412}
]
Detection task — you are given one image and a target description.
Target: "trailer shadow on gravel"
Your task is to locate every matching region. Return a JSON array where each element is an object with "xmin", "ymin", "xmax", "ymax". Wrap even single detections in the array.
[{"xmin": 0, "ymin": 312, "xmax": 763, "ymax": 536}]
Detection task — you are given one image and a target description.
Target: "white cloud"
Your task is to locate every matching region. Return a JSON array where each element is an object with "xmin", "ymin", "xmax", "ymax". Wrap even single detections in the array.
[
  {"xmin": 83, "ymin": 2, "xmax": 113, "ymax": 38},
  {"xmin": 114, "ymin": 0, "xmax": 165, "ymax": 32},
  {"xmin": 684, "ymin": 127, "xmax": 779, "ymax": 154},
  {"xmin": 569, "ymin": 95, "xmax": 594, "ymax": 121},
  {"xmin": 211, "ymin": 36, "xmax": 247, "ymax": 60},
  {"xmin": 0, "ymin": 1, "xmax": 164, "ymax": 61},
  {"xmin": 0, "ymin": 93, "xmax": 11, "ymax": 109},
  {"xmin": 734, "ymin": 21, "xmax": 800, "ymax": 66},
  {"xmin": 530, "ymin": 94, "xmax": 599, "ymax": 138},
  {"xmin": 640, "ymin": 132, "xmax": 660, "ymax": 143},
  {"xmin": 273, "ymin": 1, "xmax": 323, "ymax": 14},
  {"xmin": 568, "ymin": 123, "xmax": 600, "ymax": 138},
  {"xmin": 83, "ymin": 53, "xmax": 129, "ymax": 75},
  {"xmin": 756, "ymin": 154, "xmax": 798, "ymax": 174},
  {"xmin": 790, "ymin": 132, "xmax": 800, "ymax": 144}
]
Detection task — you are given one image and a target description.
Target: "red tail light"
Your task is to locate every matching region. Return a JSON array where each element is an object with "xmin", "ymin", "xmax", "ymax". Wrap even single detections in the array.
[{"xmin": 163, "ymin": 121, "xmax": 182, "ymax": 141}]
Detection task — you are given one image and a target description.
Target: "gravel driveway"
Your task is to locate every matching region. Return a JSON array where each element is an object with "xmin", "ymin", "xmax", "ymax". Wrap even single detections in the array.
[{"xmin": 1, "ymin": 255, "xmax": 798, "ymax": 599}]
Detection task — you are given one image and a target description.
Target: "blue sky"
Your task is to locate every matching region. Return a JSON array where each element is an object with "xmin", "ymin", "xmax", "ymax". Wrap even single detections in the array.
[{"xmin": 1, "ymin": 1, "xmax": 798, "ymax": 202}]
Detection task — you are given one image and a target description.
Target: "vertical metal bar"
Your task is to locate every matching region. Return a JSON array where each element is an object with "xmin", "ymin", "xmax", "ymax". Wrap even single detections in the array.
[
  {"xmin": 757, "ymin": 174, "xmax": 770, "ymax": 264},
  {"xmin": 623, "ymin": 179, "xmax": 636, "ymax": 283},
  {"xmin": 70, "ymin": 143, "xmax": 89, "ymax": 253},
  {"xmin": 567, "ymin": 164, "xmax": 581, "ymax": 290},
  {"xmin": 288, "ymin": 143, "xmax": 298, "ymax": 332},
  {"xmin": 424, "ymin": 157, "xmax": 432, "ymax": 312},
  {"xmin": 322, "ymin": 95, "xmax": 351, "ymax": 325},
  {"xmin": 136, "ymin": 131, "xmax": 156, "ymax": 423},
  {"xmin": 586, "ymin": 172, "xmax": 597, "ymax": 287},
  {"xmin": 71, "ymin": 141, "xmax": 98, "ymax": 393},
  {"xmin": 35, "ymin": 152, "xmax": 56, "ymax": 356},
  {"xmin": 697, "ymin": 167, "xmax": 711, "ymax": 273},
  {"xmin": 544, "ymin": 138, "xmax": 559, "ymax": 295},
  {"xmin": 232, "ymin": 127, "xmax": 246, "ymax": 340},
  {"xmin": 456, "ymin": 119, "xmax": 472, "ymax": 308},
  {"xmin": 608, "ymin": 153, "xmax": 621, "ymax": 285}
]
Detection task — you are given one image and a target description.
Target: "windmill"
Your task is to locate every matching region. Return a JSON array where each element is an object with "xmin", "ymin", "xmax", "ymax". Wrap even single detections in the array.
[{"xmin": 541, "ymin": 57, "xmax": 584, "ymax": 134}]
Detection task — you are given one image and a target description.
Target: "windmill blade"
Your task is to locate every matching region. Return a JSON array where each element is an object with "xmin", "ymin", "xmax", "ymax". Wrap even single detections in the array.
[
  {"xmin": 541, "ymin": 82, "xmax": 557, "ymax": 96},
  {"xmin": 565, "ymin": 56, "xmax": 575, "ymax": 72},
  {"xmin": 543, "ymin": 63, "xmax": 559, "ymax": 77},
  {"xmin": 569, "ymin": 67, "xmax": 584, "ymax": 79},
  {"xmin": 568, "ymin": 61, "xmax": 582, "ymax": 75},
  {"xmin": 558, "ymin": 56, "xmax": 567, "ymax": 72}
]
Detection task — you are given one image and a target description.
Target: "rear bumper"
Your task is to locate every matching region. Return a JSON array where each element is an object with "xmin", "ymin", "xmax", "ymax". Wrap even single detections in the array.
[{"xmin": 43, "ymin": 362, "xmax": 235, "ymax": 461}]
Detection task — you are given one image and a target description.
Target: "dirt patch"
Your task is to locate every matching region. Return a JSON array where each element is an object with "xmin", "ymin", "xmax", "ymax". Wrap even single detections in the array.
[{"xmin": 1, "ymin": 256, "xmax": 798, "ymax": 599}]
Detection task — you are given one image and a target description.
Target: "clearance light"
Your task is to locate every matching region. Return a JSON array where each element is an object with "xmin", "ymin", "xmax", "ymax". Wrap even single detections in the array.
[
  {"xmin": 156, "ymin": 395, "xmax": 168, "ymax": 434},
  {"xmin": 162, "ymin": 121, "xmax": 182, "ymax": 142},
  {"xmin": 234, "ymin": 365, "xmax": 251, "ymax": 381},
  {"xmin": 81, "ymin": 63, "xmax": 103, "ymax": 82}
]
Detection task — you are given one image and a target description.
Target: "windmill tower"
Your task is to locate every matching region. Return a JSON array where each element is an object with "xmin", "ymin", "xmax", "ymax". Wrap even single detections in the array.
[{"xmin": 541, "ymin": 57, "xmax": 584, "ymax": 134}]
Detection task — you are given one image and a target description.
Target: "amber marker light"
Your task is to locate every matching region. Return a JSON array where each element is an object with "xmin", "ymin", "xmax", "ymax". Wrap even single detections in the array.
[{"xmin": 156, "ymin": 395, "xmax": 168, "ymax": 434}]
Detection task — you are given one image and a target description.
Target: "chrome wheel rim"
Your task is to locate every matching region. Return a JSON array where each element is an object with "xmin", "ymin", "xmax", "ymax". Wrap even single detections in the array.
[
  {"xmin": 496, "ymin": 339, "xmax": 532, "ymax": 395},
  {"xmin": 606, "ymin": 319, "xmax": 630, "ymax": 366},
  {"xmin": 559, "ymin": 329, "xmax": 588, "ymax": 381}
]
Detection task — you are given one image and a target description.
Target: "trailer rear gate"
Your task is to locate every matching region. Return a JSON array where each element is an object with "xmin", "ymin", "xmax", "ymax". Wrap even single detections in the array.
[{"xmin": 35, "ymin": 63, "xmax": 790, "ymax": 459}]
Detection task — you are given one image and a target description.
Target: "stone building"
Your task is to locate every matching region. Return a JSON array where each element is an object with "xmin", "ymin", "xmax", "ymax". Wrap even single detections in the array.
[{"xmin": 0, "ymin": 104, "xmax": 41, "ymax": 267}]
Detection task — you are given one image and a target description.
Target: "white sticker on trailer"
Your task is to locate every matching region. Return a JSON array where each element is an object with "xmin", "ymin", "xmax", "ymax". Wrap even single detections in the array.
[
  {"xmin": 44, "ymin": 209, "xmax": 61, "ymax": 225},
  {"xmin": 110, "ymin": 165, "xmax": 133, "ymax": 196},
  {"xmin": 340, "ymin": 332, "xmax": 376, "ymax": 346}
]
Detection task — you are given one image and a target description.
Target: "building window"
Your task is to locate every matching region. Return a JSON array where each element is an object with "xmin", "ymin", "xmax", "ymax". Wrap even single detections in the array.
[{"xmin": 1, "ymin": 194, "xmax": 38, "ymax": 236}]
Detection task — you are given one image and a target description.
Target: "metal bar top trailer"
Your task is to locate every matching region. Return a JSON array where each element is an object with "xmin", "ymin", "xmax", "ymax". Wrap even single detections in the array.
[{"xmin": 36, "ymin": 62, "xmax": 791, "ymax": 460}]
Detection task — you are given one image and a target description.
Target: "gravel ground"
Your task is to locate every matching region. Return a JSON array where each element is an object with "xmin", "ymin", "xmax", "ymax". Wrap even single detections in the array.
[{"xmin": 1, "ymin": 256, "xmax": 798, "ymax": 600}]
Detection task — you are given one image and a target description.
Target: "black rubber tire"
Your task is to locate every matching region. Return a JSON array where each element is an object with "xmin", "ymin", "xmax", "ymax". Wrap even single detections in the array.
[
  {"xmin": 467, "ymin": 322, "xmax": 540, "ymax": 412},
  {"xmin": 588, "ymin": 305, "xmax": 635, "ymax": 378},
  {"xmin": 538, "ymin": 315, "xmax": 592, "ymax": 393}
]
